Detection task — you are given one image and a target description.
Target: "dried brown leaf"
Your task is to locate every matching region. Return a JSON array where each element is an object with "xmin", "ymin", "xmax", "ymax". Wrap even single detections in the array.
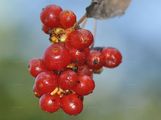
[{"xmin": 86, "ymin": 0, "xmax": 131, "ymax": 19}]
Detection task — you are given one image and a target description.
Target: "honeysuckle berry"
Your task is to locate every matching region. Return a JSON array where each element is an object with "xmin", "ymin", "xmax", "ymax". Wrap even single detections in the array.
[
  {"xmin": 83, "ymin": 47, "xmax": 90, "ymax": 56},
  {"xmin": 66, "ymin": 29, "xmax": 94, "ymax": 50},
  {"xmin": 73, "ymin": 75, "xmax": 95, "ymax": 96},
  {"xmin": 42, "ymin": 25, "xmax": 51, "ymax": 34},
  {"xmin": 69, "ymin": 48, "xmax": 86, "ymax": 65},
  {"xmin": 87, "ymin": 50, "xmax": 104, "ymax": 70},
  {"xmin": 28, "ymin": 58, "xmax": 47, "ymax": 77},
  {"xmin": 39, "ymin": 94, "xmax": 60, "ymax": 113},
  {"xmin": 77, "ymin": 65, "xmax": 93, "ymax": 78},
  {"xmin": 61, "ymin": 94, "xmax": 83, "ymax": 115},
  {"xmin": 43, "ymin": 43, "xmax": 71, "ymax": 71},
  {"xmin": 33, "ymin": 84, "xmax": 42, "ymax": 98},
  {"xmin": 34, "ymin": 71, "xmax": 58, "ymax": 96},
  {"xmin": 59, "ymin": 70, "xmax": 78, "ymax": 90},
  {"xmin": 40, "ymin": 4, "xmax": 62, "ymax": 28},
  {"xmin": 102, "ymin": 47, "xmax": 122, "ymax": 68},
  {"xmin": 59, "ymin": 10, "xmax": 77, "ymax": 29}
]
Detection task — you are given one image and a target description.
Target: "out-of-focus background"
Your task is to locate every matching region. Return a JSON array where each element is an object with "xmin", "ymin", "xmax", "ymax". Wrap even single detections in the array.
[{"xmin": 0, "ymin": 0, "xmax": 161, "ymax": 120}]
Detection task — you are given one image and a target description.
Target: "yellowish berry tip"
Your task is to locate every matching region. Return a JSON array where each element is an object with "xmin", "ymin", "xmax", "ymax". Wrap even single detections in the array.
[{"xmin": 50, "ymin": 87, "xmax": 59, "ymax": 96}]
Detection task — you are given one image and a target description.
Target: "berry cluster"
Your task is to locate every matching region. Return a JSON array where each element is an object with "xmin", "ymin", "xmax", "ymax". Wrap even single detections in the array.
[{"xmin": 28, "ymin": 4, "xmax": 122, "ymax": 115}]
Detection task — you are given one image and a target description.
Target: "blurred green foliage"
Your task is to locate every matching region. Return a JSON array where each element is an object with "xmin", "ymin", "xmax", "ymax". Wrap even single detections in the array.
[{"xmin": 0, "ymin": 59, "xmax": 161, "ymax": 120}]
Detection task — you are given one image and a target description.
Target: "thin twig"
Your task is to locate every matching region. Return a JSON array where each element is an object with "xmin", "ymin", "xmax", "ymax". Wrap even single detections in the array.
[
  {"xmin": 74, "ymin": 13, "xmax": 87, "ymax": 29},
  {"xmin": 81, "ymin": 18, "xmax": 87, "ymax": 28}
]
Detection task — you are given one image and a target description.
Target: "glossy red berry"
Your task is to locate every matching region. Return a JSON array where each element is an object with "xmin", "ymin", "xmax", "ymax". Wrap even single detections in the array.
[
  {"xmin": 73, "ymin": 75, "xmax": 95, "ymax": 96},
  {"xmin": 87, "ymin": 50, "xmax": 104, "ymax": 70},
  {"xmin": 34, "ymin": 71, "xmax": 58, "ymax": 95},
  {"xmin": 59, "ymin": 70, "xmax": 78, "ymax": 90},
  {"xmin": 61, "ymin": 94, "xmax": 83, "ymax": 115},
  {"xmin": 77, "ymin": 65, "xmax": 93, "ymax": 78},
  {"xmin": 42, "ymin": 25, "xmax": 51, "ymax": 34},
  {"xmin": 67, "ymin": 29, "xmax": 94, "ymax": 50},
  {"xmin": 83, "ymin": 48, "xmax": 90, "ymax": 56},
  {"xmin": 33, "ymin": 84, "xmax": 42, "ymax": 98},
  {"xmin": 69, "ymin": 48, "xmax": 86, "ymax": 65},
  {"xmin": 59, "ymin": 10, "xmax": 76, "ymax": 29},
  {"xmin": 40, "ymin": 4, "xmax": 62, "ymax": 28},
  {"xmin": 28, "ymin": 58, "xmax": 46, "ymax": 77},
  {"xmin": 102, "ymin": 47, "xmax": 122, "ymax": 68},
  {"xmin": 43, "ymin": 43, "xmax": 71, "ymax": 71},
  {"xmin": 39, "ymin": 94, "xmax": 60, "ymax": 113}
]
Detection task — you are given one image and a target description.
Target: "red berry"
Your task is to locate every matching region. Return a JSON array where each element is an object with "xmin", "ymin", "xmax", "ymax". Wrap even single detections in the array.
[
  {"xmin": 65, "ymin": 38, "xmax": 73, "ymax": 49},
  {"xmin": 42, "ymin": 25, "xmax": 51, "ymax": 34},
  {"xmin": 67, "ymin": 29, "xmax": 94, "ymax": 50},
  {"xmin": 79, "ymin": 96, "xmax": 84, "ymax": 102},
  {"xmin": 43, "ymin": 43, "xmax": 71, "ymax": 71},
  {"xmin": 83, "ymin": 48, "xmax": 90, "ymax": 56},
  {"xmin": 59, "ymin": 10, "xmax": 76, "ymax": 29},
  {"xmin": 77, "ymin": 65, "xmax": 93, "ymax": 78},
  {"xmin": 69, "ymin": 48, "xmax": 86, "ymax": 65},
  {"xmin": 28, "ymin": 58, "xmax": 46, "ymax": 77},
  {"xmin": 33, "ymin": 84, "xmax": 42, "ymax": 98},
  {"xmin": 61, "ymin": 94, "xmax": 83, "ymax": 115},
  {"xmin": 87, "ymin": 50, "xmax": 104, "ymax": 70},
  {"xmin": 39, "ymin": 94, "xmax": 60, "ymax": 113},
  {"xmin": 34, "ymin": 71, "xmax": 58, "ymax": 95},
  {"xmin": 102, "ymin": 47, "xmax": 122, "ymax": 68},
  {"xmin": 40, "ymin": 4, "xmax": 62, "ymax": 28},
  {"xmin": 59, "ymin": 70, "xmax": 78, "ymax": 90},
  {"xmin": 73, "ymin": 75, "xmax": 95, "ymax": 96}
]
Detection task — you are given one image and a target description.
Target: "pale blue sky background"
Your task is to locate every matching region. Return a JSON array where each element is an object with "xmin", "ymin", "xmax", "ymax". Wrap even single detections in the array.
[{"xmin": 0, "ymin": 0, "xmax": 161, "ymax": 58}]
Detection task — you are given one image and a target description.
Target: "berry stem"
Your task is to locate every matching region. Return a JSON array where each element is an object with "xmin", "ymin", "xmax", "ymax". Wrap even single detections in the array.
[
  {"xmin": 74, "ymin": 13, "xmax": 87, "ymax": 29},
  {"xmin": 57, "ymin": 88, "xmax": 64, "ymax": 95},
  {"xmin": 50, "ymin": 87, "xmax": 59, "ymax": 96},
  {"xmin": 81, "ymin": 18, "xmax": 87, "ymax": 28}
]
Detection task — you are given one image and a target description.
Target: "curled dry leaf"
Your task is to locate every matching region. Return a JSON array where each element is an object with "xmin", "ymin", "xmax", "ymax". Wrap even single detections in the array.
[{"xmin": 86, "ymin": 0, "xmax": 131, "ymax": 19}]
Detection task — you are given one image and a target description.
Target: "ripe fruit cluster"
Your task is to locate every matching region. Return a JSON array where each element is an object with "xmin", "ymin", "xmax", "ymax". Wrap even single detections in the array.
[{"xmin": 28, "ymin": 4, "xmax": 122, "ymax": 115}]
